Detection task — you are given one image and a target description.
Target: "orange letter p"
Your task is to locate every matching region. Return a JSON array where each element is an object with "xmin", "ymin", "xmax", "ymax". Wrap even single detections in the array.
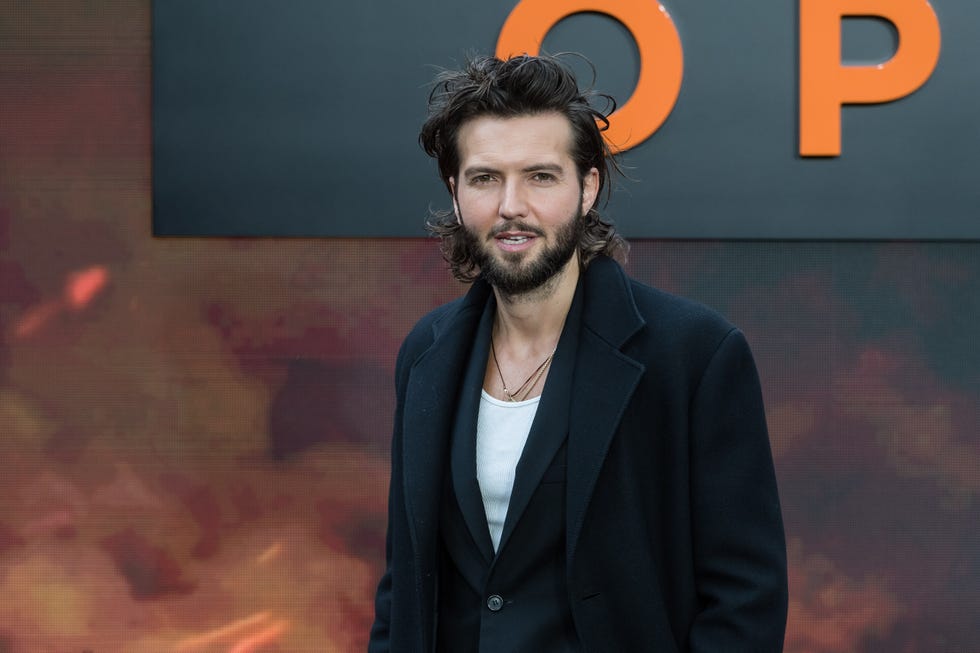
[{"xmin": 800, "ymin": 0, "xmax": 941, "ymax": 156}]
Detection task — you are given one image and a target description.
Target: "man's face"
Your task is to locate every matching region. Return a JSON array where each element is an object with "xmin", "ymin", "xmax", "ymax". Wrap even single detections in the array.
[{"xmin": 450, "ymin": 112, "xmax": 599, "ymax": 296}]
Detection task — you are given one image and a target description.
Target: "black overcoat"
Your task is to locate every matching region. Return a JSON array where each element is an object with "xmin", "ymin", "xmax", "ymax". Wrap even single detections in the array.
[{"xmin": 369, "ymin": 256, "xmax": 788, "ymax": 652}]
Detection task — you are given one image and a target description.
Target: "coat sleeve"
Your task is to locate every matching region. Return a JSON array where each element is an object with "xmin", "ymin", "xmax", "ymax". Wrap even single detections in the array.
[
  {"xmin": 687, "ymin": 328, "xmax": 788, "ymax": 652},
  {"xmin": 368, "ymin": 337, "xmax": 412, "ymax": 653},
  {"xmin": 368, "ymin": 502, "xmax": 393, "ymax": 653}
]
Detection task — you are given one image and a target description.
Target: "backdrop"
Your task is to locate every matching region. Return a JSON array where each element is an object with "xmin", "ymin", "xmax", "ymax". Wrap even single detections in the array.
[
  {"xmin": 151, "ymin": 0, "xmax": 980, "ymax": 238},
  {"xmin": 2, "ymin": 2, "xmax": 980, "ymax": 652}
]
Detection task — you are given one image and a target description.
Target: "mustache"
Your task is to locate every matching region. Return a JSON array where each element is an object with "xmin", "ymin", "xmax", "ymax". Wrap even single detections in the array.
[{"xmin": 487, "ymin": 222, "xmax": 546, "ymax": 239}]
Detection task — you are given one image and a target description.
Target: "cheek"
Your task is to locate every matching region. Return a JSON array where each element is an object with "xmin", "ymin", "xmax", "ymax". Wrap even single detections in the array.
[
  {"xmin": 456, "ymin": 192, "xmax": 497, "ymax": 220},
  {"xmin": 545, "ymin": 193, "xmax": 587, "ymax": 221}
]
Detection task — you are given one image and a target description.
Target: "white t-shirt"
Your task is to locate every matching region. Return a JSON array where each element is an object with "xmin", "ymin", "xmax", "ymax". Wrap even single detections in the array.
[{"xmin": 476, "ymin": 389, "xmax": 540, "ymax": 552}]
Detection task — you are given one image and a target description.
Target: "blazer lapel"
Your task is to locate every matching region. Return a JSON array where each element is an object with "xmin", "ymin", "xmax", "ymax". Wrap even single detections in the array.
[
  {"xmin": 564, "ymin": 258, "xmax": 647, "ymax": 563},
  {"xmin": 450, "ymin": 298, "xmax": 497, "ymax": 563},
  {"xmin": 495, "ymin": 280, "xmax": 583, "ymax": 556},
  {"xmin": 402, "ymin": 281, "xmax": 491, "ymax": 569}
]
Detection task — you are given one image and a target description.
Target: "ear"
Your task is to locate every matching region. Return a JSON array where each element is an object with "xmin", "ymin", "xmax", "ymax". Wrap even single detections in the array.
[
  {"xmin": 581, "ymin": 167, "xmax": 599, "ymax": 215},
  {"xmin": 449, "ymin": 177, "xmax": 461, "ymax": 224}
]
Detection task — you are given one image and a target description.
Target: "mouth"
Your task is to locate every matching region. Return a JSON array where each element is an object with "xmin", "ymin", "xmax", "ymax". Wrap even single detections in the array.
[
  {"xmin": 496, "ymin": 233, "xmax": 532, "ymax": 245},
  {"xmin": 493, "ymin": 231, "xmax": 538, "ymax": 252}
]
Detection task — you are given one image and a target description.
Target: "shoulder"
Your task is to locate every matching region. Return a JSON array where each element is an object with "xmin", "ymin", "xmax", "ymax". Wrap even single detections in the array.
[
  {"xmin": 581, "ymin": 257, "xmax": 748, "ymax": 386},
  {"xmin": 609, "ymin": 275, "xmax": 762, "ymax": 404},
  {"xmin": 398, "ymin": 296, "xmax": 465, "ymax": 361},
  {"xmin": 628, "ymin": 278, "xmax": 736, "ymax": 347},
  {"xmin": 394, "ymin": 278, "xmax": 491, "ymax": 369},
  {"xmin": 584, "ymin": 256, "xmax": 736, "ymax": 351},
  {"xmin": 627, "ymin": 278, "xmax": 764, "ymax": 399}
]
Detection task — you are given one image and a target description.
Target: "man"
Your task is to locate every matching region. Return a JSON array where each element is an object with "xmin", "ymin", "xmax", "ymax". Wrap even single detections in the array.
[{"xmin": 370, "ymin": 54, "xmax": 787, "ymax": 652}]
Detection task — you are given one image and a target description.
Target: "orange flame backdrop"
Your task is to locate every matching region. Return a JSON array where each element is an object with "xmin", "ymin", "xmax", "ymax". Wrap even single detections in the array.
[{"xmin": 1, "ymin": 2, "xmax": 979, "ymax": 651}]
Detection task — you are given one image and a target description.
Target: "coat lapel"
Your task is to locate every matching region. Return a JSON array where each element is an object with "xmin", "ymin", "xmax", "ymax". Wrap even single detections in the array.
[
  {"xmin": 564, "ymin": 258, "xmax": 647, "ymax": 563},
  {"xmin": 401, "ymin": 281, "xmax": 492, "ymax": 571},
  {"xmin": 401, "ymin": 258, "xmax": 649, "ymax": 576},
  {"xmin": 449, "ymin": 298, "xmax": 497, "ymax": 563},
  {"xmin": 495, "ymin": 280, "xmax": 583, "ymax": 555}
]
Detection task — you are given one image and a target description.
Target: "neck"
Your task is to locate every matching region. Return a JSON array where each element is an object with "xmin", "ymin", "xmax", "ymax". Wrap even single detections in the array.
[{"xmin": 492, "ymin": 255, "xmax": 579, "ymax": 347}]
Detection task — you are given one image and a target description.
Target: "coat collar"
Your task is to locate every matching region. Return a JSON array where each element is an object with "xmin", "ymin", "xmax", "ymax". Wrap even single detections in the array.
[
  {"xmin": 564, "ymin": 257, "xmax": 646, "ymax": 560},
  {"xmin": 401, "ymin": 256, "xmax": 647, "ymax": 568},
  {"xmin": 578, "ymin": 255, "xmax": 646, "ymax": 347},
  {"xmin": 425, "ymin": 256, "xmax": 645, "ymax": 359}
]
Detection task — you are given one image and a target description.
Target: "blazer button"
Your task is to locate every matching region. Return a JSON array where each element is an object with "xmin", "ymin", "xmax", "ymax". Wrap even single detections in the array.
[{"xmin": 486, "ymin": 594, "xmax": 504, "ymax": 612}]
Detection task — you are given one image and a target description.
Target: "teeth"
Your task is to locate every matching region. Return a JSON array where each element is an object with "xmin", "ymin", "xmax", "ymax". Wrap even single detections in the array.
[{"xmin": 502, "ymin": 236, "xmax": 528, "ymax": 243}]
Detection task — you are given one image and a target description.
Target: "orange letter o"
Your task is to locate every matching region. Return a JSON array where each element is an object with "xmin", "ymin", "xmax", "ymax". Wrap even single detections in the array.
[{"xmin": 496, "ymin": 0, "xmax": 684, "ymax": 151}]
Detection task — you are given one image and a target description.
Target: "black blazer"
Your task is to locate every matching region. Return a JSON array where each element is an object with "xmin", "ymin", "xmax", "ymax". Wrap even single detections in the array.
[{"xmin": 369, "ymin": 256, "xmax": 788, "ymax": 652}]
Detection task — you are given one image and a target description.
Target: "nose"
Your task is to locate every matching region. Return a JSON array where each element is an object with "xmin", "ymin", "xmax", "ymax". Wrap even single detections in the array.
[{"xmin": 498, "ymin": 179, "xmax": 528, "ymax": 220}]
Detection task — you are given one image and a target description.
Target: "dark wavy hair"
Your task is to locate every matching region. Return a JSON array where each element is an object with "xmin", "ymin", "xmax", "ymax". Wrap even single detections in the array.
[{"xmin": 419, "ymin": 53, "xmax": 628, "ymax": 282}]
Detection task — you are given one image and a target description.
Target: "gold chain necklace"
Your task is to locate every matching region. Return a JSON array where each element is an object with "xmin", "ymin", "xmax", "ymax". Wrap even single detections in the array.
[{"xmin": 490, "ymin": 337, "xmax": 556, "ymax": 402}]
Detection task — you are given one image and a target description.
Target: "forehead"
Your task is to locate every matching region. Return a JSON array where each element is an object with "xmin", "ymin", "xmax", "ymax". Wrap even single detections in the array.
[{"xmin": 456, "ymin": 112, "xmax": 575, "ymax": 170}]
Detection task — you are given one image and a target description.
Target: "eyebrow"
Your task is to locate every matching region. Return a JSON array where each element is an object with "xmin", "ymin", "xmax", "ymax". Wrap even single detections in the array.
[{"xmin": 462, "ymin": 163, "xmax": 565, "ymax": 177}]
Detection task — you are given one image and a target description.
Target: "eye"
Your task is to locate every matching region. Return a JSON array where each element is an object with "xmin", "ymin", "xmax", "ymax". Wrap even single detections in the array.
[
  {"xmin": 531, "ymin": 171, "xmax": 558, "ymax": 183},
  {"xmin": 469, "ymin": 173, "xmax": 496, "ymax": 185}
]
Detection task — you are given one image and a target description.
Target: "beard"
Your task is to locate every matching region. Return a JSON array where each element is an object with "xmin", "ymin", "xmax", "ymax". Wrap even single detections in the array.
[{"xmin": 459, "ymin": 208, "xmax": 584, "ymax": 297}]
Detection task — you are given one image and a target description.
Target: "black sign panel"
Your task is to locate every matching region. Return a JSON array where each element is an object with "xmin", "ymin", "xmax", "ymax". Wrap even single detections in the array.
[{"xmin": 152, "ymin": 0, "xmax": 979, "ymax": 238}]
